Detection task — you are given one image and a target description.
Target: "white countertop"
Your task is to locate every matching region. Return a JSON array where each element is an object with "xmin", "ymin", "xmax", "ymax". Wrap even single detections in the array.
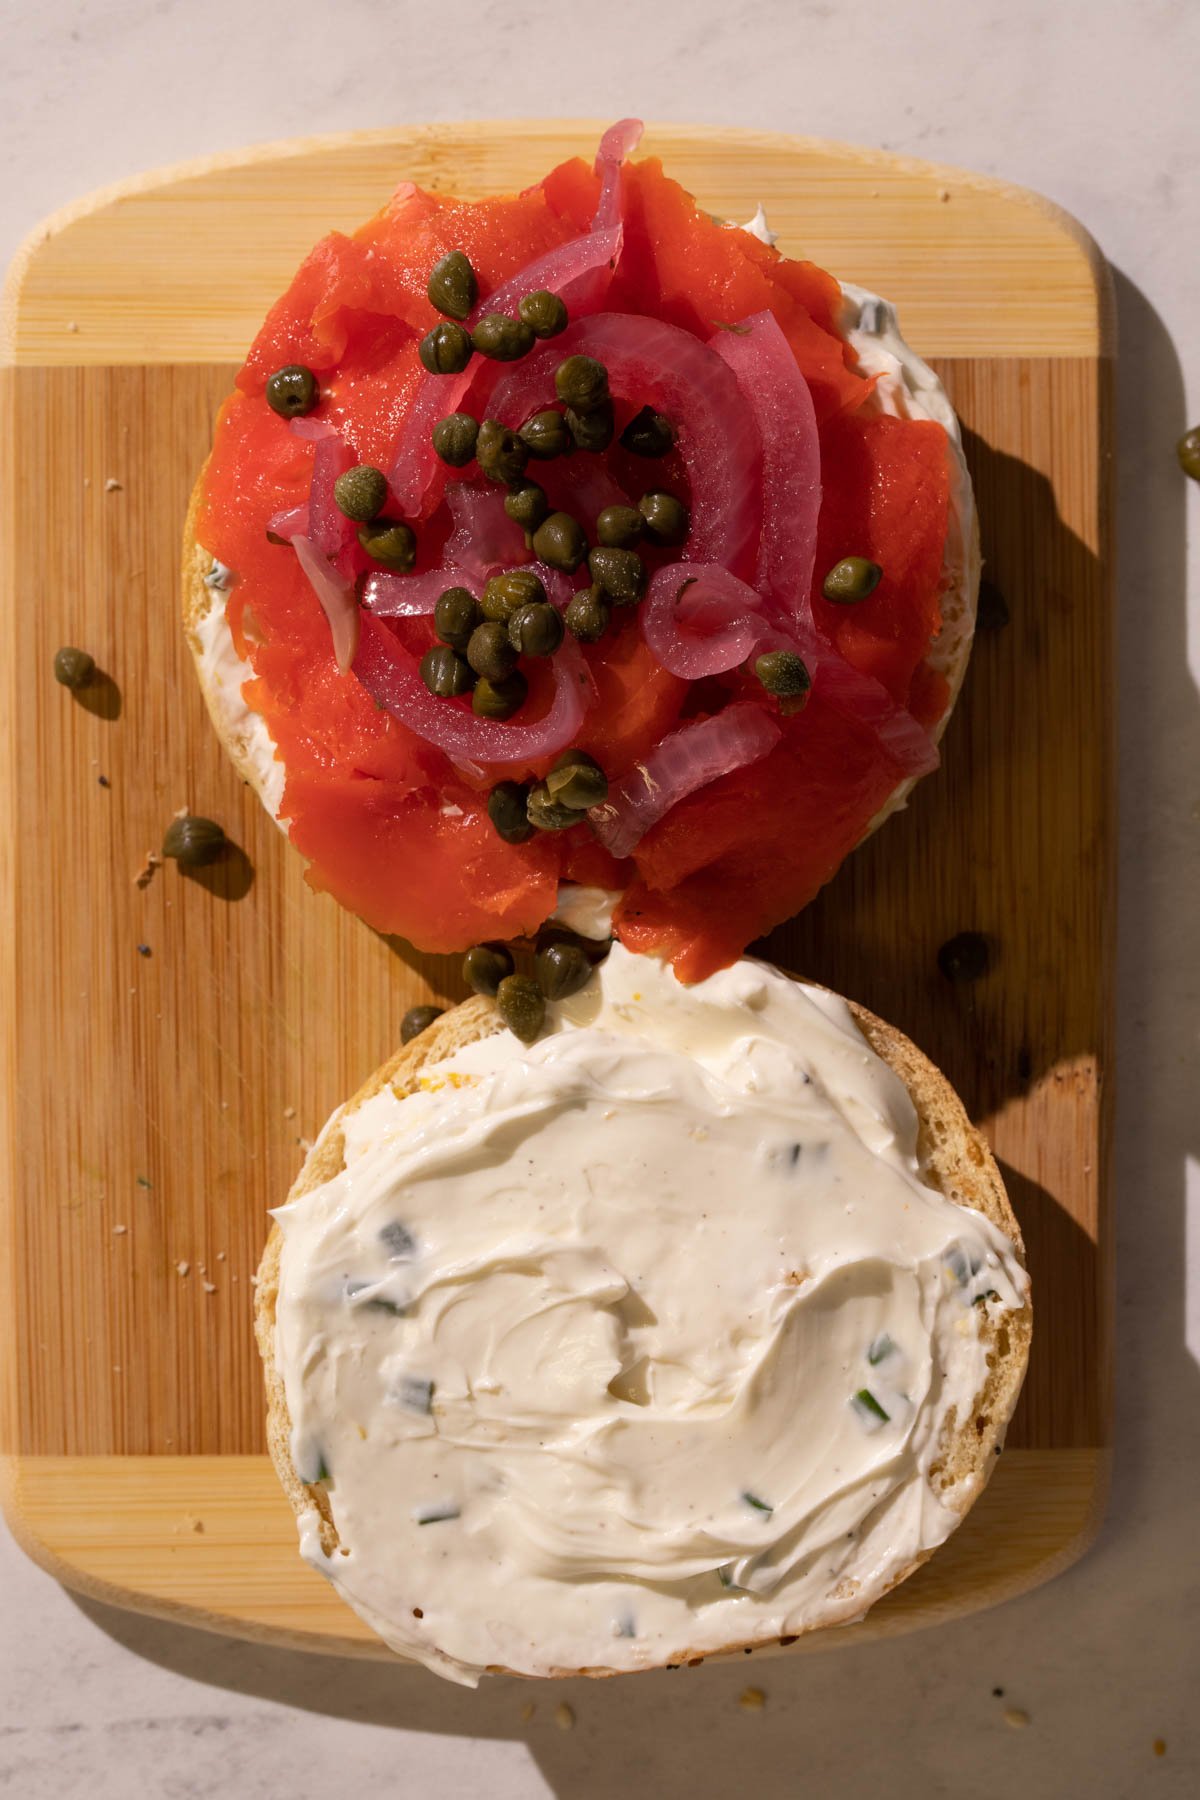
[{"xmin": 2, "ymin": 1, "xmax": 1197, "ymax": 1795}]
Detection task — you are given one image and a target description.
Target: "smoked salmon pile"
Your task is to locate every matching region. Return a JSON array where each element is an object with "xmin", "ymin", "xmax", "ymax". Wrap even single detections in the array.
[{"xmin": 197, "ymin": 122, "xmax": 953, "ymax": 980}]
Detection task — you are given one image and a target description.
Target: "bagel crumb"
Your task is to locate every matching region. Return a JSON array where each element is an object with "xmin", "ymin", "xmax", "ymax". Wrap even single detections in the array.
[
  {"xmin": 1003, "ymin": 1708, "xmax": 1030, "ymax": 1730},
  {"xmin": 1152, "ymin": 1739, "xmax": 1166, "ymax": 1757},
  {"xmin": 519, "ymin": 1701, "xmax": 535, "ymax": 1723},
  {"xmin": 554, "ymin": 1703, "xmax": 575, "ymax": 1731},
  {"xmin": 739, "ymin": 1687, "xmax": 766, "ymax": 1711},
  {"xmin": 176, "ymin": 1261, "xmax": 190, "ymax": 1277}
]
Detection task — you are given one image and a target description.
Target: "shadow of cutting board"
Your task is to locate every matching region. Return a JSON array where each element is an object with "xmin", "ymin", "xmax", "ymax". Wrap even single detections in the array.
[{"xmin": 0, "ymin": 122, "xmax": 1113, "ymax": 1661}]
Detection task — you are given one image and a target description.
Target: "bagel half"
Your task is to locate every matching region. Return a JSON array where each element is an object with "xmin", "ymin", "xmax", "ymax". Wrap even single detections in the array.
[{"xmin": 254, "ymin": 983, "xmax": 1029, "ymax": 1676}]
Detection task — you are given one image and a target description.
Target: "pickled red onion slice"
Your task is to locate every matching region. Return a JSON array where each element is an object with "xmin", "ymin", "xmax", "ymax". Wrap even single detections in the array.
[
  {"xmin": 292, "ymin": 535, "xmax": 360, "ymax": 674},
  {"xmin": 266, "ymin": 501, "xmax": 309, "ymax": 542},
  {"xmin": 642, "ymin": 564, "xmax": 768, "ymax": 680},
  {"xmin": 353, "ymin": 612, "xmax": 593, "ymax": 765},
  {"xmin": 489, "ymin": 314, "xmax": 762, "ymax": 570},
  {"xmin": 594, "ymin": 118, "xmax": 643, "ymax": 229},
  {"xmin": 590, "ymin": 703, "xmax": 781, "ymax": 859},
  {"xmin": 444, "ymin": 482, "xmax": 527, "ymax": 578},
  {"xmin": 709, "ymin": 311, "xmax": 821, "ymax": 633},
  {"xmin": 362, "ymin": 567, "xmax": 476, "ymax": 617}
]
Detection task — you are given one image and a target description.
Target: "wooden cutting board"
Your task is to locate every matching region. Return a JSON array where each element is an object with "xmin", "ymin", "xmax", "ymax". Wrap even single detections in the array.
[{"xmin": 0, "ymin": 122, "xmax": 1114, "ymax": 1659}]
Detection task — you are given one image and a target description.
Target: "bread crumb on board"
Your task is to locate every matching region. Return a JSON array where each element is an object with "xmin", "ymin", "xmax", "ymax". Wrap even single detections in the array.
[
  {"xmin": 104, "ymin": 476, "xmax": 123, "ymax": 493},
  {"xmin": 739, "ymin": 1687, "xmax": 767, "ymax": 1712},
  {"xmin": 554, "ymin": 1703, "xmax": 575, "ymax": 1731},
  {"xmin": 518, "ymin": 1700, "xmax": 535, "ymax": 1723},
  {"xmin": 1003, "ymin": 1708, "xmax": 1030, "ymax": 1730},
  {"xmin": 133, "ymin": 851, "xmax": 162, "ymax": 889},
  {"xmin": 1152, "ymin": 1739, "xmax": 1167, "ymax": 1757},
  {"xmin": 176, "ymin": 1261, "xmax": 190, "ymax": 1277}
]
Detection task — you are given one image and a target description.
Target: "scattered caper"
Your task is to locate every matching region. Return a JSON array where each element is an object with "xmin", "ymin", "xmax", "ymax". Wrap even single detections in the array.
[
  {"xmin": 620, "ymin": 404, "xmax": 675, "ymax": 457},
  {"xmin": 519, "ymin": 409, "xmax": 572, "ymax": 460},
  {"xmin": 401, "ymin": 1004, "xmax": 444, "ymax": 1045},
  {"xmin": 472, "ymin": 670, "xmax": 528, "ymax": 719},
  {"xmin": 431, "ymin": 412, "xmax": 479, "ymax": 467},
  {"xmin": 357, "ymin": 519, "xmax": 417, "ymax": 571},
  {"xmin": 419, "ymin": 321, "xmax": 473, "ymax": 375},
  {"xmin": 534, "ymin": 939, "xmax": 593, "ymax": 1001},
  {"xmin": 753, "ymin": 650, "xmax": 811, "ymax": 699},
  {"xmin": 433, "ymin": 586, "xmax": 482, "ymax": 650},
  {"xmin": 265, "ymin": 363, "xmax": 319, "ymax": 419},
  {"xmin": 519, "ymin": 290, "xmax": 568, "ymax": 339},
  {"xmin": 496, "ymin": 973, "xmax": 546, "ymax": 1043},
  {"xmin": 822, "ymin": 556, "xmax": 882, "ymax": 604},
  {"xmin": 566, "ymin": 400, "xmax": 615, "ymax": 453},
  {"xmin": 334, "ymin": 465, "xmax": 388, "ymax": 523},
  {"xmin": 638, "ymin": 491, "xmax": 690, "ymax": 545},
  {"xmin": 53, "ymin": 646, "xmax": 94, "ymax": 690},
  {"xmin": 532, "ymin": 511, "xmax": 588, "ymax": 572},
  {"xmin": 937, "ymin": 931, "xmax": 992, "ymax": 983},
  {"xmin": 487, "ymin": 780, "xmax": 534, "ymax": 844},
  {"xmin": 463, "ymin": 941, "xmax": 515, "ymax": 997},
  {"xmin": 595, "ymin": 504, "xmax": 644, "ymax": 549},
  {"xmin": 471, "ymin": 312, "xmax": 536, "ymax": 362},
  {"xmin": 1176, "ymin": 426, "xmax": 1200, "ymax": 481},
  {"xmin": 466, "ymin": 621, "xmax": 519, "ymax": 682},
  {"xmin": 588, "ymin": 545, "xmax": 646, "ymax": 605},
  {"xmin": 564, "ymin": 587, "xmax": 611, "ymax": 642},
  {"xmin": 554, "ymin": 354, "xmax": 609, "ymax": 413},
  {"xmin": 427, "ymin": 249, "xmax": 477, "ymax": 321},
  {"xmin": 508, "ymin": 602, "xmax": 564, "ymax": 658},
  {"xmin": 544, "ymin": 749, "xmax": 608, "ymax": 810},
  {"xmin": 162, "ymin": 815, "xmax": 227, "ymax": 868},
  {"xmin": 481, "ymin": 568, "xmax": 546, "ymax": 622},
  {"xmin": 475, "ymin": 419, "xmax": 529, "ymax": 487},
  {"xmin": 420, "ymin": 644, "xmax": 475, "ymax": 697},
  {"xmin": 526, "ymin": 783, "xmax": 581, "ymax": 831},
  {"xmin": 504, "ymin": 482, "xmax": 549, "ymax": 532}
]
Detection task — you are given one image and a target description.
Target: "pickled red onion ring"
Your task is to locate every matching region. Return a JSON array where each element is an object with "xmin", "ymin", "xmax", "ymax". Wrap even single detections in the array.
[
  {"xmin": 362, "ymin": 567, "xmax": 476, "ymax": 617},
  {"xmin": 642, "ymin": 564, "xmax": 768, "ymax": 680},
  {"xmin": 489, "ymin": 314, "xmax": 762, "ymax": 571},
  {"xmin": 353, "ymin": 612, "xmax": 593, "ymax": 765},
  {"xmin": 589, "ymin": 703, "xmax": 781, "ymax": 859},
  {"xmin": 594, "ymin": 118, "xmax": 643, "ymax": 229},
  {"xmin": 444, "ymin": 482, "xmax": 527, "ymax": 578},
  {"xmin": 292, "ymin": 535, "xmax": 360, "ymax": 674}
]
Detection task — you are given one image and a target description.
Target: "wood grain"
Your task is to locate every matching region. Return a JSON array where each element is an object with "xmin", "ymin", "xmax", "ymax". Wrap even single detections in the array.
[{"xmin": 0, "ymin": 124, "xmax": 1114, "ymax": 1652}]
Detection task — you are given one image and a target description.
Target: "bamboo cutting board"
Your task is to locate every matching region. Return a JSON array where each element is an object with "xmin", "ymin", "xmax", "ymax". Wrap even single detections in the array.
[{"xmin": 0, "ymin": 123, "xmax": 1114, "ymax": 1660}]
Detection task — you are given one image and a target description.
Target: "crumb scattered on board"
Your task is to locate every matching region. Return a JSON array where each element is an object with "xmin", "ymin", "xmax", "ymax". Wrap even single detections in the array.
[
  {"xmin": 739, "ymin": 1686, "xmax": 766, "ymax": 1712},
  {"xmin": 283, "ymin": 1105, "xmax": 296, "ymax": 1120},
  {"xmin": 203, "ymin": 1281, "xmax": 217, "ymax": 1295},
  {"xmin": 938, "ymin": 187, "xmax": 951, "ymax": 202},
  {"xmin": 134, "ymin": 851, "xmax": 162, "ymax": 889},
  {"xmin": 554, "ymin": 1703, "xmax": 575, "ymax": 1732},
  {"xmin": 1003, "ymin": 1708, "xmax": 1030, "ymax": 1730},
  {"xmin": 176, "ymin": 1261, "xmax": 190, "ymax": 1277},
  {"xmin": 518, "ymin": 1701, "xmax": 535, "ymax": 1723},
  {"xmin": 104, "ymin": 477, "xmax": 123, "ymax": 493},
  {"xmin": 111, "ymin": 1224, "xmax": 127, "ymax": 1236},
  {"xmin": 1153, "ymin": 1739, "xmax": 1167, "ymax": 1757}
]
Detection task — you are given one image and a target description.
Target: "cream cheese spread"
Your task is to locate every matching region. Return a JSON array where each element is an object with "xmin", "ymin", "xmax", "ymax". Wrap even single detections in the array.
[
  {"xmin": 194, "ymin": 576, "xmax": 286, "ymax": 821},
  {"xmin": 273, "ymin": 940, "xmax": 1026, "ymax": 1685}
]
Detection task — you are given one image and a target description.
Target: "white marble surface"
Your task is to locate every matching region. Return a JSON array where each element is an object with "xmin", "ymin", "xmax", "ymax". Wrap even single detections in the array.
[{"xmin": 2, "ymin": 0, "xmax": 1198, "ymax": 1794}]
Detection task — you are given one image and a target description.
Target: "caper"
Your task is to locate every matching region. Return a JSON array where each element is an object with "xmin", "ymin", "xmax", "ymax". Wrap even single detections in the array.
[
  {"xmin": 471, "ymin": 312, "xmax": 536, "ymax": 362},
  {"xmin": 420, "ymin": 644, "xmax": 475, "ymax": 697},
  {"xmin": 53, "ymin": 646, "xmax": 94, "ymax": 689},
  {"xmin": 937, "ymin": 931, "xmax": 991, "ymax": 984},
  {"xmin": 620, "ymin": 404, "xmax": 675, "ymax": 457},
  {"xmin": 481, "ymin": 568, "xmax": 546, "ymax": 622},
  {"xmin": 431, "ymin": 412, "xmax": 479, "ymax": 467},
  {"xmin": 566, "ymin": 400, "xmax": 615, "ymax": 453},
  {"xmin": 487, "ymin": 780, "xmax": 534, "ymax": 844},
  {"xmin": 433, "ymin": 586, "xmax": 482, "ymax": 650},
  {"xmin": 532, "ymin": 511, "xmax": 588, "ymax": 573},
  {"xmin": 534, "ymin": 939, "xmax": 593, "ymax": 1001},
  {"xmin": 588, "ymin": 546, "xmax": 646, "ymax": 605},
  {"xmin": 554, "ymin": 354, "xmax": 609, "ymax": 413},
  {"xmin": 508, "ymin": 601, "xmax": 564, "ymax": 658},
  {"xmin": 427, "ymin": 249, "xmax": 478, "ymax": 321},
  {"xmin": 526, "ymin": 783, "xmax": 581, "ymax": 831},
  {"xmin": 496, "ymin": 973, "xmax": 546, "ymax": 1044},
  {"xmin": 504, "ymin": 482, "xmax": 549, "ymax": 531},
  {"xmin": 1176, "ymin": 426, "xmax": 1200, "ymax": 481},
  {"xmin": 475, "ymin": 419, "xmax": 529, "ymax": 487},
  {"xmin": 519, "ymin": 408, "xmax": 572, "ymax": 460},
  {"xmin": 564, "ymin": 587, "xmax": 611, "ymax": 642},
  {"xmin": 519, "ymin": 290, "xmax": 569, "ymax": 339},
  {"xmin": 333, "ymin": 464, "xmax": 388, "ymax": 522},
  {"xmin": 265, "ymin": 363, "xmax": 319, "ymax": 419},
  {"xmin": 463, "ymin": 941, "xmax": 515, "ymax": 997},
  {"xmin": 162, "ymin": 815, "xmax": 227, "ymax": 868},
  {"xmin": 544, "ymin": 748, "xmax": 608, "ymax": 810},
  {"xmin": 638, "ymin": 491, "xmax": 690, "ymax": 545},
  {"xmin": 822, "ymin": 556, "xmax": 882, "ymax": 604},
  {"xmin": 357, "ymin": 519, "xmax": 417, "ymax": 571},
  {"xmin": 595, "ymin": 504, "xmax": 644, "ymax": 548},
  {"xmin": 401, "ymin": 1004, "xmax": 444, "ymax": 1045},
  {"xmin": 466, "ymin": 621, "xmax": 519, "ymax": 681},
  {"xmin": 753, "ymin": 650, "xmax": 811, "ymax": 699},
  {"xmin": 472, "ymin": 670, "xmax": 528, "ymax": 719},
  {"xmin": 419, "ymin": 321, "xmax": 473, "ymax": 375}
]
